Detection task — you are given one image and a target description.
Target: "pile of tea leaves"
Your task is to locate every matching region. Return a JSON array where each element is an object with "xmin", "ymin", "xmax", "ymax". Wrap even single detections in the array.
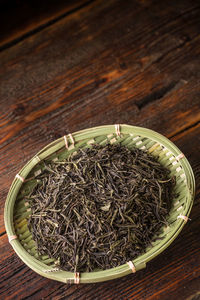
[{"xmin": 27, "ymin": 144, "xmax": 176, "ymax": 272}]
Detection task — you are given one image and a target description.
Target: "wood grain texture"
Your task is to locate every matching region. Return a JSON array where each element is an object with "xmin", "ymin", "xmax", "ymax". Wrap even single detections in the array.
[
  {"xmin": 0, "ymin": 0, "xmax": 200, "ymax": 299},
  {"xmin": 0, "ymin": 0, "xmax": 94, "ymax": 50}
]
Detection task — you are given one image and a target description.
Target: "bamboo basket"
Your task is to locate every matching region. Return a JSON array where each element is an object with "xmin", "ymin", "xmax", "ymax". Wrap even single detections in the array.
[{"xmin": 4, "ymin": 125, "xmax": 195, "ymax": 283}]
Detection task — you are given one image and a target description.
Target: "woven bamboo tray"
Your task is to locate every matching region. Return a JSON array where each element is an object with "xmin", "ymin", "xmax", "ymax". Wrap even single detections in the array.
[{"xmin": 4, "ymin": 124, "xmax": 195, "ymax": 283}]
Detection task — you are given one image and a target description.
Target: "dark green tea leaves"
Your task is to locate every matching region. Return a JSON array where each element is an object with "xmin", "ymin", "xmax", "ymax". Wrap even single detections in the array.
[{"xmin": 28, "ymin": 144, "xmax": 175, "ymax": 272}]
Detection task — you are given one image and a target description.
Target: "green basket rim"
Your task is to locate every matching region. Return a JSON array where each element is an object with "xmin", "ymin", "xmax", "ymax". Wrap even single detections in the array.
[{"xmin": 4, "ymin": 124, "xmax": 195, "ymax": 283}]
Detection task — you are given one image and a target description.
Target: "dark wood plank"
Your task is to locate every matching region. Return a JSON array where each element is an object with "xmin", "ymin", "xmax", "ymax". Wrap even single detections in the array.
[
  {"xmin": 0, "ymin": 0, "xmax": 94, "ymax": 50},
  {"xmin": 0, "ymin": 0, "xmax": 200, "ymax": 146},
  {"xmin": 0, "ymin": 0, "xmax": 200, "ymax": 299}
]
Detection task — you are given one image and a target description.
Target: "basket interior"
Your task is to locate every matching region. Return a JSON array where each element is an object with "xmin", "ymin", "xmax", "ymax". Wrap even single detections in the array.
[{"xmin": 13, "ymin": 131, "xmax": 189, "ymax": 272}]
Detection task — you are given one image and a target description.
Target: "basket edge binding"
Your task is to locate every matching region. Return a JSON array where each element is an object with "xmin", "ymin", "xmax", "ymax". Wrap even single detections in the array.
[{"xmin": 4, "ymin": 124, "xmax": 195, "ymax": 283}]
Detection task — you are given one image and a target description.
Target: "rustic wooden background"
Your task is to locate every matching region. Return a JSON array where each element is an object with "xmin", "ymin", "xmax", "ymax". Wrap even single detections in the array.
[{"xmin": 0, "ymin": 0, "xmax": 200, "ymax": 299}]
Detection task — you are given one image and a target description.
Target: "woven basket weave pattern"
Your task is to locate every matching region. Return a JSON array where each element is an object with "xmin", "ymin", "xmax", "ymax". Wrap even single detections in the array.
[{"xmin": 4, "ymin": 125, "xmax": 195, "ymax": 283}]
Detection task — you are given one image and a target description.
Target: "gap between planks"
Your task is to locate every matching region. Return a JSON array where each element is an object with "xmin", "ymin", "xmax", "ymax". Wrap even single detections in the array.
[{"xmin": 0, "ymin": 0, "xmax": 96, "ymax": 53}]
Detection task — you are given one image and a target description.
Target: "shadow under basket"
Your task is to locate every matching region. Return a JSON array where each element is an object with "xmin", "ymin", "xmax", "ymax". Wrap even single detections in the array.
[{"xmin": 4, "ymin": 125, "xmax": 195, "ymax": 284}]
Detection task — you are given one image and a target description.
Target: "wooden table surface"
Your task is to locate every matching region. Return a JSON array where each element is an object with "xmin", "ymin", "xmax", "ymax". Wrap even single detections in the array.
[{"xmin": 0, "ymin": 0, "xmax": 200, "ymax": 299}]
